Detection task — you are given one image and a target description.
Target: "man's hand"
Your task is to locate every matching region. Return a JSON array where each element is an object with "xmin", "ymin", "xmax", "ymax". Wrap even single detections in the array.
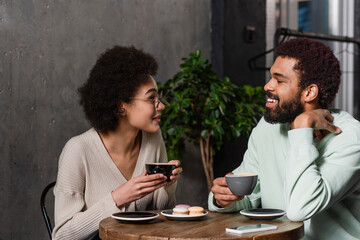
[
  {"xmin": 211, "ymin": 176, "xmax": 244, "ymax": 208},
  {"xmin": 291, "ymin": 109, "xmax": 341, "ymax": 141}
]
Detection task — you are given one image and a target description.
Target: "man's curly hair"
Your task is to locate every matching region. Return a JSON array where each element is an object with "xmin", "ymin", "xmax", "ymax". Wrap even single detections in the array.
[
  {"xmin": 78, "ymin": 46, "xmax": 158, "ymax": 132},
  {"xmin": 275, "ymin": 38, "xmax": 341, "ymax": 108}
]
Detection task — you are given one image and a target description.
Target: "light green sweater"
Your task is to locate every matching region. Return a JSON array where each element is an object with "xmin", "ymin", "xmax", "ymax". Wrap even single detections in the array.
[
  {"xmin": 53, "ymin": 129, "xmax": 176, "ymax": 240},
  {"xmin": 208, "ymin": 110, "xmax": 360, "ymax": 240}
]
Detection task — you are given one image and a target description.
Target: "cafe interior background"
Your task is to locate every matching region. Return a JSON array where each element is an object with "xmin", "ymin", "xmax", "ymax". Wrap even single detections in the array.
[{"xmin": 1, "ymin": 0, "xmax": 359, "ymax": 239}]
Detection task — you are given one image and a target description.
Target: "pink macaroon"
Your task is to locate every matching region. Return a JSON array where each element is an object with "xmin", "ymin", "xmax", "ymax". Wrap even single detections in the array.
[
  {"xmin": 175, "ymin": 204, "xmax": 191, "ymax": 209},
  {"xmin": 172, "ymin": 207, "xmax": 189, "ymax": 215}
]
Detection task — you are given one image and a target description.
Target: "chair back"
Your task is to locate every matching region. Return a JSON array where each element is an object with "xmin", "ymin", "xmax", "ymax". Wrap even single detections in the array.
[{"xmin": 40, "ymin": 181, "xmax": 56, "ymax": 239}]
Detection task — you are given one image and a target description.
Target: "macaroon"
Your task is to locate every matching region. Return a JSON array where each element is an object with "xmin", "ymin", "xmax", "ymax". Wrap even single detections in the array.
[
  {"xmin": 188, "ymin": 206, "xmax": 204, "ymax": 215},
  {"xmin": 175, "ymin": 204, "xmax": 190, "ymax": 209},
  {"xmin": 172, "ymin": 207, "xmax": 189, "ymax": 215}
]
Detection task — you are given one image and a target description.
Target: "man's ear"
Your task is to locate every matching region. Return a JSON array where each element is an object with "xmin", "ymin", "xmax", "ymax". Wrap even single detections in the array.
[{"xmin": 303, "ymin": 84, "xmax": 319, "ymax": 103}]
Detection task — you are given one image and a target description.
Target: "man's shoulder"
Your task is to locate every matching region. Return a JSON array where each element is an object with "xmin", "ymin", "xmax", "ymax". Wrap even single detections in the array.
[
  {"xmin": 332, "ymin": 109, "xmax": 360, "ymax": 139},
  {"xmin": 332, "ymin": 109, "xmax": 360, "ymax": 128}
]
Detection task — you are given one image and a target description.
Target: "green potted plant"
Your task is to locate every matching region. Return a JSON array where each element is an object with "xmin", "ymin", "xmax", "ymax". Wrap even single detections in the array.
[{"xmin": 158, "ymin": 50, "xmax": 265, "ymax": 190}]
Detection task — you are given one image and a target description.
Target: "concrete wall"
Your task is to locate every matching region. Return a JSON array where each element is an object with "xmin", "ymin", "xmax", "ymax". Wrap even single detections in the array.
[{"xmin": 0, "ymin": 1, "xmax": 211, "ymax": 239}]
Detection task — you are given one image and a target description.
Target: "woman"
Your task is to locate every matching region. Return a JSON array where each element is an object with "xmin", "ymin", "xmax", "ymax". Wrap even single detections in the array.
[{"xmin": 52, "ymin": 46, "xmax": 182, "ymax": 239}]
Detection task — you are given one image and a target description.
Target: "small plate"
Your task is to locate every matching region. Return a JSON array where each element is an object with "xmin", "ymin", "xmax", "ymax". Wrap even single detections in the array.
[
  {"xmin": 161, "ymin": 209, "xmax": 208, "ymax": 221},
  {"xmin": 111, "ymin": 211, "xmax": 159, "ymax": 222},
  {"xmin": 240, "ymin": 208, "xmax": 286, "ymax": 220}
]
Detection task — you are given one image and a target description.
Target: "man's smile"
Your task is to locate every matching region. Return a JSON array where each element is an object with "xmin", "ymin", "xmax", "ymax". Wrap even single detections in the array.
[
  {"xmin": 266, "ymin": 98, "xmax": 278, "ymax": 108},
  {"xmin": 266, "ymin": 92, "xmax": 279, "ymax": 108}
]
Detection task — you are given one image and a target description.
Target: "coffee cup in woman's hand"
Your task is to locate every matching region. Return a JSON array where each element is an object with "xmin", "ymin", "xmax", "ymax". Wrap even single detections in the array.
[{"xmin": 146, "ymin": 163, "xmax": 176, "ymax": 182}]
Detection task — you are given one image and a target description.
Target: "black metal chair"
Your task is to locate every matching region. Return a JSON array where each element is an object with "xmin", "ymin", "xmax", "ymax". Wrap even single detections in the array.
[{"xmin": 40, "ymin": 181, "xmax": 56, "ymax": 239}]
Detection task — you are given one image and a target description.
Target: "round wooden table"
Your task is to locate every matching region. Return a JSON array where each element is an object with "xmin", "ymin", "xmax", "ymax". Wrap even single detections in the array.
[
  {"xmin": 99, "ymin": 210, "xmax": 304, "ymax": 240},
  {"xmin": 99, "ymin": 211, "xmax": 304, "ymax": 240}
]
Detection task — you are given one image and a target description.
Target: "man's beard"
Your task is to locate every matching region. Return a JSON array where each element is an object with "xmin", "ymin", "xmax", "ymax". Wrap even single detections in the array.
[{"xmin": 264, "ymin": 91, "xmax": 304, "ymax": 124}]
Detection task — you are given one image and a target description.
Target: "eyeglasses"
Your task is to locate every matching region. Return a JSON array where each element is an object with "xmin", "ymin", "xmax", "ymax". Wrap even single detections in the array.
[{"xmin": 130, "ymin": 92, "xmax": 163, "ymax": 109}]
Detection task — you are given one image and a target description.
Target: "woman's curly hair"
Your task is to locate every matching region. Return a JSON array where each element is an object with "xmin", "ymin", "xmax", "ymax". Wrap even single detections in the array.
[
  {"xmin": 78, "ymin": 46, "xmax": 158, "ymax": 132},
  {"xmin": 275, "ymin": 38, "xmax": 341, "ymax": 108}
]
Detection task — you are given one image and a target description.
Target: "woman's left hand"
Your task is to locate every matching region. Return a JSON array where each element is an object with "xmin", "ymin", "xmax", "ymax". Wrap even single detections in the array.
[{"xmin": 167, "ymin": 160, "xmax": 182, "ymax": 185}]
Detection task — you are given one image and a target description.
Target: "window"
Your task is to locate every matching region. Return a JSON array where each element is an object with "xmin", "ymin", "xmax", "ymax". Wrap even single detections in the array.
[{"xmin": 267, "ymin": 0, "xmax": 358, "ymax": 118}]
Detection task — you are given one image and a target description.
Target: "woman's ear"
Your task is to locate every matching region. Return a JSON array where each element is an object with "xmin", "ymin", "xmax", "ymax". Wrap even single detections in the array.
[
  {"xmin": 303, "ymin": 84, "xmax": 319, "ymax": 103},
  {"xmin": 117, "ymin": 104, "xmax": 126, "ymax": 116}
]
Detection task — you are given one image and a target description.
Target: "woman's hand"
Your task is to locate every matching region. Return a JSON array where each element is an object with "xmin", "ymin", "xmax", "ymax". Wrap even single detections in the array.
[
  {"xmin": 111, "ymin": 171, "xmax": 167, "ymax": 208},
  {"xmin": 167, "ymin": 160, "xmax": 183, "ymax": 185}
]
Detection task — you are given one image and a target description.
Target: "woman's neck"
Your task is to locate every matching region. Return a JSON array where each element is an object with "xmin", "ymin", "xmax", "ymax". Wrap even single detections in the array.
[
  {"xmin": 98, "ymin": 126, "xmax": 142, "ymax": 180},
  {"xmin": 98, "ymin": 126, "xmax": 141, "ymax": 156}
]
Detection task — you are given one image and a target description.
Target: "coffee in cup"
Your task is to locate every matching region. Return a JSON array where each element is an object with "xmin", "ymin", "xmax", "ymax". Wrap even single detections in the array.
[{"xmin": 145, "ymin": 163, "xmax": 176, "ymax": 182}]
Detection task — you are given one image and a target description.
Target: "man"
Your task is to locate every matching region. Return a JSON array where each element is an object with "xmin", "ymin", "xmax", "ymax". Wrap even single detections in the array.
[{"xmin": 208, "ymin": 38, "xmax": 360, "ymax": 240}]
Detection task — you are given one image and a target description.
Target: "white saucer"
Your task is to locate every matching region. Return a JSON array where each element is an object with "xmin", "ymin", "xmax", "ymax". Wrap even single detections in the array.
[
  {"xmin": 161, "ymin": 209, "xmax": 208, "ymax": 221},
  {"xmin": 240, "ymin": 208, "xmax": 286, "ymax": 220},
  {"xmin": 111, "ymin": 211, "xmax": 159, "ymax": 222}
]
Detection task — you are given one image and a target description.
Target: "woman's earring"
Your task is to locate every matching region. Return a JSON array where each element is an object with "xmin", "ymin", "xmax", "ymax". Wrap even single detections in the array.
[{"xmin": 117, "ymin": 108, "xmax": 126, "ymax": 116}]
